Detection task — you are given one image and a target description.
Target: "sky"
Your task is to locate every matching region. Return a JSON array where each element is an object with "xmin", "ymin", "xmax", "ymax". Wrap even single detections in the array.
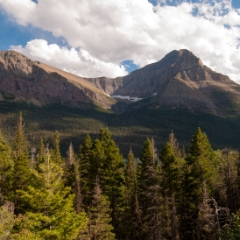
[{"xmin": 1, "ymin": 0, "xmax": 240, "ymax": 82}]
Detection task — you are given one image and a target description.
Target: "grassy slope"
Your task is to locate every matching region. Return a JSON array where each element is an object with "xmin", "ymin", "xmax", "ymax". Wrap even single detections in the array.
[{"xmin": 0, "ymin": 101, "xmax": 240, "ymax": 157}]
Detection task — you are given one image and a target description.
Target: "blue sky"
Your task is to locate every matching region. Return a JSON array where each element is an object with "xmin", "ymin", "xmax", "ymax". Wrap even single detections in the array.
[{"xmin": 0, "ymin": 0, "xmax": 240, "ymax": 82}]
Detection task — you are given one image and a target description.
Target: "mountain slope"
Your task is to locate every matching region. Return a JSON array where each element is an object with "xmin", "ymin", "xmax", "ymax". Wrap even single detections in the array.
[
  {"xmin": 0, "ymin": 50, "xmax": 115, "ymax": 109},
  {"xmin": 111, "ymin": 49, "xmax": 240, "ymax": 116}
]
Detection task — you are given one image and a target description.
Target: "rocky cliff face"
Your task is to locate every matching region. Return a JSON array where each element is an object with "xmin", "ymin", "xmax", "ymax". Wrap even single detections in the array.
[
  {"xmin": 0, "ymin": 50, "xmax": 115, "ymax": 109},
  {"xmin": 84, "ymin": 76, "xmax": 123, "ymax": 96}
]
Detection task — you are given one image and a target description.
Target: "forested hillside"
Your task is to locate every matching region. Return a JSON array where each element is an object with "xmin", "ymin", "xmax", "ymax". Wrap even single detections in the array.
[{"xmin": 1, "ymin": 113, "xmax": 240, "ymax": 239}]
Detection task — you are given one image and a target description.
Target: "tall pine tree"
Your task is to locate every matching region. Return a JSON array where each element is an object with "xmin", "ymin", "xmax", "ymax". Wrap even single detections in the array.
[
  {"xmin": 180, "ymin": 127, "xmax": 213, "ymax": 239},
  {"xmin": 15, "ymin": 145, "xmax": 88, "ymax": 239},
  {"xmin": 122, "ymin": 148, "xmax": 142, "ymax": 240},
  {"xmin": 0, "ymin": 132, "xmax": 14, "ymax": 201},
  {"xmin": 98, "ymin": 128, "xmax": 125, "ymax": 235},
  {"xmin": 12, "ymin": 112, "xmax": 31, "ymax": 214},
  {"xmin": 88, "ymin": 176, "xmax": 115, "ymax": 240},
  {"xmin": 160, "ymin": 142, "xmax": 182, "ymax": 240},
  {"xmin": 65, "ymin": 142, "xmax": 82, "ymax": 213}
]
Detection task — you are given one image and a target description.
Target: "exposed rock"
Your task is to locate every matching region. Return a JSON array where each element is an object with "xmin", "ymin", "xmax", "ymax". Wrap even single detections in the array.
[
  {"xmin": 111, "ymin": 49, "xmax": 240, "ymax": 116},
  {"xmin": 0, "ymin": 50, "xmax": 115, "ymax": 109},
  {"xmin": 1, "ymin": 49, "xmax": 240, "ymax": 116},
  {"xmin": 84, "ymin": 76, "xmax": 123, "ymax": 95}
]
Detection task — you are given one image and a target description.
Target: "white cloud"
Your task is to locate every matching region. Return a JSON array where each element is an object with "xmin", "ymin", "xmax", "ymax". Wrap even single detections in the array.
[
  {"xmin": 11, "ymin": 39, "xmax": 127, "ymax": 78},
  {"xmin": 1, "ymin": 0, "xmax": 240, "ymax": 81}
]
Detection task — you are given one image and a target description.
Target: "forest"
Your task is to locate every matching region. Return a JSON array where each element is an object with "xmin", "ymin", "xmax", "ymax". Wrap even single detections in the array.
[{"xmin": 1, "ymin": 113, "xmax": 240, "ymax": 240}]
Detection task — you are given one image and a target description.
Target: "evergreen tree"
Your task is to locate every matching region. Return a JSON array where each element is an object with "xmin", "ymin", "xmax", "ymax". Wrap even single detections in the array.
[
  {"xmin": 221, "ymin": 149, "xmax": 239, "ymax": 212},
  {"xmin": 88, "ymin": 176, "xmax": 115, "ymax": 240},
  {"xmin": 12, "ymin": 112, "xmax": 28, "ymax": 158},
  {"xmin": 51, "ymin": 131, "xmax": 62, "ymax": 165},
  {"xmin": 36, "ymin": 136, "xmax": 45, "ymax": 168},
  {"xmin": 180, "ymin": 127, "xmax": 214, "ymax": 239},
  {"xmin": 0, "ymin": 132, "xmax": 14, "ymax": 201},
  {"xmin": 65, "ymin": 142, "xmax": 82, "ymax": 213},
  {"xmin": 98, "ymin": 128, "xmax": 125, "ymax": 234},
  {"xmin": 169, "ymin": 130, "xmax": 181, "ymax": 157},
  {"xmin": 79, "ymin": 134, "xmax": 94, "ymax": 208},
  {"xmin": 0, "ymin": 201, "xmax": 14, "ymax": 239},
  {"xmin": 15, "ymin": 146, "xmax": 88, "ymax": 239},
  {"xmin": 138, "ymin": 138, "xmax": 167, "ymax": 239},
  {"xmin": 12, "ymin": 112, "xmax": 31, "ymax": 214},
  {"xmin": 160, "ymin": 142, "xmax": 182, "ymax": 240},
  {"xmin": 122, "ymin": 148, "xmax": 142, "ymax": 240}
]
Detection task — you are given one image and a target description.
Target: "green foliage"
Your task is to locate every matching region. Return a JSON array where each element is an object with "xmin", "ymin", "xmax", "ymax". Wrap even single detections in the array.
[
  {"xmin": 65, "ymin": 143, "xmax": 82, "ymax": 213},
  {"xmin": 222, "ymin": 213, "xmax": 240, "ymax": 240},
  {"xmin": 180, "ymin": 127, "xmax": 214, "ymax": 239},
  {"xmin": 51, "ymin": 131, "xmax": 62, "ymax": 164},
  {"xmin": 79, "ymin": 134, "xmax": 94, "ymax": 207},
  {"xmin": 88, "ymin": 177, "xmax": 115, "ymax": 240},
  {"xmin": 121, "ymin": 148, "xmax": 142, "ymax": 239},
  {"xmin": 2, "ymin": 111, "xmax": 240, "ymax": 239},
  {"xmin": 0, "ymin": 132, "xmax": 14, "ymax": 200},
  {"xmin": 0, "ymin": 202, "xmax": 14, "ymax": 239},
  {"xmin": 98, "ymin": 128, "xmax": 125, "ymax": 233},
  {"xmin": 160, "ymin": 142, "xmax": 182, "ymax": 197},
  {"xmin": 15, "ymin": 150, "xmax": 88, "ymax": 239},
  {"xmin": 12, "ymin": 112, "xmax": 32, "ymax": 214}
]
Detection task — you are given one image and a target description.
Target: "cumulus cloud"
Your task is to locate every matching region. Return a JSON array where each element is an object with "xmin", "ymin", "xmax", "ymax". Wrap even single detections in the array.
[
  {"xmin": 11, "ymin": 40, "xmax": 127, "ymax": 78},
  {"xmin": 1, "ymin": 0, "xmax": 240, "ymax": 81}
]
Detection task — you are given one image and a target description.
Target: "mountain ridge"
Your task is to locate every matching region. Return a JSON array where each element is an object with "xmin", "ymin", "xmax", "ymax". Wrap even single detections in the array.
[
  {"xmin": 0, "ymin": 50, "xmax": 116, "ymax": 109},
  {"xmin": 1, "ymin": 49, "xmax": 240, "ymax": 116},
  {"xmin": 108, "ymin": 49, "xmax": 240, "ymax": 116}
]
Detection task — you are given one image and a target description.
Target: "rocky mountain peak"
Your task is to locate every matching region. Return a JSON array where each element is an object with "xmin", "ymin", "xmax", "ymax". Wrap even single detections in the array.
[
  {"xmin": 174, "ymin": 49, "xmax": 203, "ymax": 68},
  {"xmin": 109, "ymin": 49, "xmax": 240, "ymax": 116},
  {"xmin": 0, "ymin": 50, "xmax": 35, "ymax": 76}
]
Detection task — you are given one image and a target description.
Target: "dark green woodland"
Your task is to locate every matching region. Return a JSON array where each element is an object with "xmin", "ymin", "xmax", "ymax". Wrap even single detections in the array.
[{"xmin": 1, "ymin": 112, "xmax": 240, "ymax": 239}]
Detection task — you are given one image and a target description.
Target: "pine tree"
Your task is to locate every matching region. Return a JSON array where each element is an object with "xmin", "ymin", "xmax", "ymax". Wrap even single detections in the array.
[
  {"xmin": 122, "ymin": 148, "xmax": 142, "ymax": 240},
  {"xmin": 160, "ymin": 142, "xmax": 182, "ymax": 240},
  {"xmin": 65, "ymin": 142, "xmax": 82, "ymax": 213},
  {"xmin": 222, "ymin": 149, "xmax": 239, "ymax": 212},
  {"xmin": 15, "ymin": 145, "xmax": 88, "ymax": 239},
  {"xmin": 51, "ymin": 131, "xmax": 62, "ymax": 165},
  {"xmin": 0, "ymin": 201, "xmax": 14, "ymax": 239},
  {"xmin": 12, "ymin": 112, "xmax": 31, "ymax": 214},
  {"xmin": 88, "ymin": 176, "xmax": 115, "ymax": 240},
  {"xmin": 0, "ymin": 132, "xmax": 14, "ymax": 201},
  {"xmin": 98, "ymin": 128, "xmax": 125, "ymax": 235},
  {"xmin": 138, "ymin": 138, "xmax": 167, "ymax": 239},
  {"xmin": 79, "ymin": 134, "xmax": 94, "ymax": 208},
  {"xmin": 169, "ymin": 130, "xmax": 180, "ymax": 157},
  {"xmin": 180, "ymin": 127, "xmax": 214, "ymax": 239},
  {"xmin": 36, "ymin": 136, "xmax": 45, "ymax": 168}
]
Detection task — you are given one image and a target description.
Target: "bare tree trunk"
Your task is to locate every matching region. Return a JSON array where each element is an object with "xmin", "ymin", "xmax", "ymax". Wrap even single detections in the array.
[{"xmin": 169, "ymin": 196, "xmax": 180, "ymax": 240}]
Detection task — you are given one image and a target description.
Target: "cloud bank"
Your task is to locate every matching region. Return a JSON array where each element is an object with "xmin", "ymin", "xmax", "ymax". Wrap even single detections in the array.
[
  {"xmin": 1, "ymin": 0, "xmax": 240, "ymax": 81},
  {"xmin": 12, "ymin": 40, "xmax": 128, "ymax": 78}
]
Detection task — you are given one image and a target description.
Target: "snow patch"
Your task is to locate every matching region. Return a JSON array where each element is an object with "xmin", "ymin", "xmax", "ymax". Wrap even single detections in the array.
[{"xmin": 111, "ymin": 95, "xmax": 143, "ymax": 102}]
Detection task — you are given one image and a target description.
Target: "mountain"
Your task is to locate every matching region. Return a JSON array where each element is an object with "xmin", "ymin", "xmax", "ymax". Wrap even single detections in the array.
[
  {"xmin": 110, "ymin": 49, "xmax": 240, "ymax": 116},
  {"xmin": 1, "ymin": 49, "xmax": 240, "ymax": 155},
  {"xmin": 1, "ymin": 49, "xmax": 240, "ymax": 116},
  {"xmin": 0, "ymin": 50, "xmax": 116, "ymax": 110}
]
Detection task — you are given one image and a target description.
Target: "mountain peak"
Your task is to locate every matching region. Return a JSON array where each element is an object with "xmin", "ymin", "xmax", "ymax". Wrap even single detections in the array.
[
  {"xmin": 164, "ymin": 49, "xmax": 203, "ymax": 70},
  {"xmin": 111, "ymin": 49, "xmax": 240, "ymax": 116}
]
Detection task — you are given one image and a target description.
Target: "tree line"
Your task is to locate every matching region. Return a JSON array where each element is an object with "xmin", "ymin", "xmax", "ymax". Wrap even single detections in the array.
[{"xmin": 0, "ymin": 113, "xmax": 240, "ymax": 239}]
